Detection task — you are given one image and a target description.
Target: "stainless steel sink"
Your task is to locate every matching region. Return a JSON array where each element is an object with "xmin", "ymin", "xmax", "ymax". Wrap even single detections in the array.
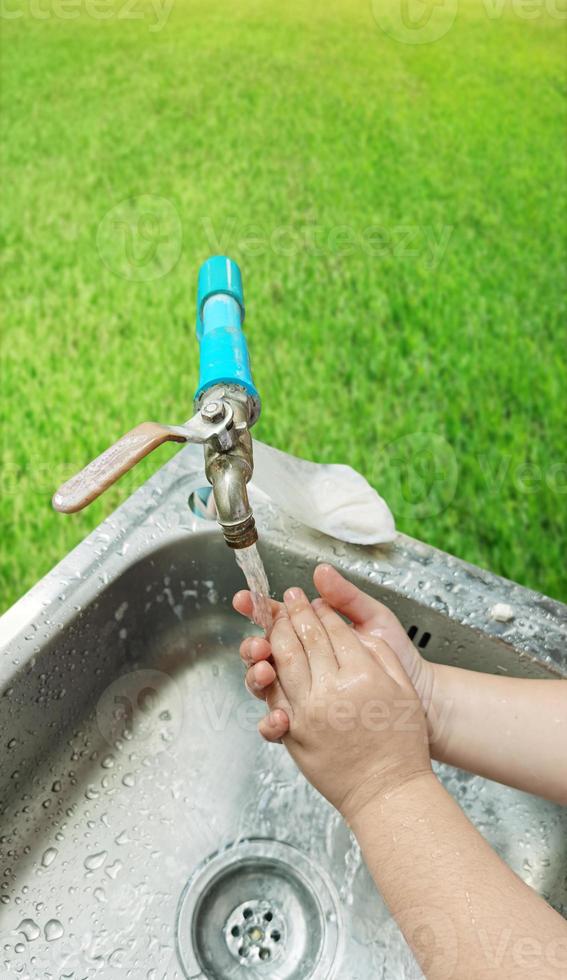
[{"xmin": 1, "ymin": 444, "xmax": 566, "ymax": 979}]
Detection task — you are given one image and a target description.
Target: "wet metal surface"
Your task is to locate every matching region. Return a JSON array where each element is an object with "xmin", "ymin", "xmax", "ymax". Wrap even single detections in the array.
[{"xmin": 1, "ymin": 444, "xmax": 566, "ymax": 978}]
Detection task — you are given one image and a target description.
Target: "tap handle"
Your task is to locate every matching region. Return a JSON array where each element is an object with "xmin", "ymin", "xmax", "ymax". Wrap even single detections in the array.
[
  {"xmin": 52, "ymin": 422, "xmax": 187, "ymax": 513},
  {"xmin": 52, "ymin": 400, "xmax": 236, "ymax": 513},
  {"xmin": 195, "ymin": 256, "xmax": 260, "ymax": 417}
]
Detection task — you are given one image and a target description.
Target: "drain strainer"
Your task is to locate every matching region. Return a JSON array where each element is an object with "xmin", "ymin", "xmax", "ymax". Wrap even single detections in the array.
[{"xmin": 176, "ymin": 839, "xmax": 342, "ymax": 979}]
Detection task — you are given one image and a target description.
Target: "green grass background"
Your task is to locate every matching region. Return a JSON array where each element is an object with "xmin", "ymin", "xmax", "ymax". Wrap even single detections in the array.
[{"xmin": 1, "ymin": 0, "xmax": 566, "ymax": 609}]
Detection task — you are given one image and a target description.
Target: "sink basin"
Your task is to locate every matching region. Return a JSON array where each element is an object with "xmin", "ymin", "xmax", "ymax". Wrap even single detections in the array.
[{"xmin": 1, "ymin": 444, "xmax": 566, "ymax": 979}]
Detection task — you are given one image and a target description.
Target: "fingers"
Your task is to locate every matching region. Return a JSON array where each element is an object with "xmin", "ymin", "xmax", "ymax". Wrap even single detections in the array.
[
  {"xmin": 258, "ymin": 708, "xmax": 290, "ymax": 743},
  {"xmin": 269, "ymin": 605, "xmax": 312, "ymax": 695},
  {"xmin": 233, "ymin": 590, "xmax": 281, "ymax": 623},
  {"xmin": 245, "ymin": 660, "xmax": 276, "ymax": 698},
  {"xmin": 311, "ymin": 597, "xmax": 367, "ymax": 669},
  {"xmin": 239, "ymin": 628, "xmax": 293, "ymax": 717},
  {"xmin": 313, "ymin": 564, "xmax": 381, "ymax": 628},
  {"xmin": 262, "ymin": 665, "xmax": 293, "ymax": 724},
  {"xmin": 242, "ymin": 641, "xmax": 294, "ymax": 734},
  {"xmin": 240, "ymin": 635, "xmax": 272, "ymax": 668},
  {"xmin": 238, "ymin": 599, "xmax": 309, "ymax": 714},
  {"xmin": 283, "ymin": 587, "xmax": 338, "ymax": 677}
]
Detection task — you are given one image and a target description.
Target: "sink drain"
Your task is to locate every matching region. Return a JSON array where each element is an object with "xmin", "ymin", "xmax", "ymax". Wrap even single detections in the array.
[
  {"xmin": 176, "ymin": 839, "xmax": 342, "ymax": 979},
  {"xmin": 225, "ymin": 898, "xmax": 286, "ymax": 966}
]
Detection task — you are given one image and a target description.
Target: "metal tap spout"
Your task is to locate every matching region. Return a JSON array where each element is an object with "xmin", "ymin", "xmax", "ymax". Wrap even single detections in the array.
[{"xmin": 200, "ymin": 386, "xmax": 258, "ymax": 549}]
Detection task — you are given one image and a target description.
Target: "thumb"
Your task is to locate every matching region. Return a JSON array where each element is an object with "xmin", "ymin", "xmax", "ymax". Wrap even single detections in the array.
[{"xmin": 313, "ymin": 564, "xmax": 380, "ymax": 627}]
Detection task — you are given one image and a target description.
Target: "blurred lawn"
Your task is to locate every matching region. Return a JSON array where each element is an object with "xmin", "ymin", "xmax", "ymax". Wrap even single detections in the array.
[{"xmin": 1, "ymin": 0, "xmax": 566, "ymax": 609}]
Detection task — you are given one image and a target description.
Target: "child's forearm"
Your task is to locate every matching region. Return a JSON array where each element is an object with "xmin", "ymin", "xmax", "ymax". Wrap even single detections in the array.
[
  {"xmin": 350, "ymin": 772, "xmax": 567, "ymax": 980},
  {"xmin": 428, "ymin": 669, "xmax": 567, "ymax": 804}
]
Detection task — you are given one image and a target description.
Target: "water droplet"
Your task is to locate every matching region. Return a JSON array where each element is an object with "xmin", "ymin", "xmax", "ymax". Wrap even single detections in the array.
[
  {"xmin": 44, "ymin": 919, "xmax": 64, "ymax": 942},
  {"xmin": 114, "ymin": 601, "xmax": 128, "ymax": 622},
  {"xmin": 41, "ymin": 847, "xmax": 57, "ymax": 868},
  {"xmin": 84, "ymin": 851, "xmax": 107, "ymax": 871},
  {"xmin": 122, "ymin": 773, "xmax": 135, "ymax": 788},
  {"xmin": 105, "ymin": 859, "xmax": 122, "ymax": 880},
  {"xmin": 18, "ymin": 918, "xmax": 40, "ymax": 942},
  {"xmin": 108, "ymin": 947, "xmax": 125, "ymax": 966}
]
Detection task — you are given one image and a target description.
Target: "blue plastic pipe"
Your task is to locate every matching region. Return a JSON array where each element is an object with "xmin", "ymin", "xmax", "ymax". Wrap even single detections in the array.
[{"xmin": 195, "ymin": 256, "xmax": 260, "ymax": 404}]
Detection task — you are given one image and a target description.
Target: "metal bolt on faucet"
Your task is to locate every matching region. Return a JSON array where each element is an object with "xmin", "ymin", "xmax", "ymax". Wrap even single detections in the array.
[
  {"xmin": 200, "ymin": 400, "xmax": 226, "ymax": 424},
  {"xmin": 53, "ymin": 256, "xmax": 261, "ymax": 549}
]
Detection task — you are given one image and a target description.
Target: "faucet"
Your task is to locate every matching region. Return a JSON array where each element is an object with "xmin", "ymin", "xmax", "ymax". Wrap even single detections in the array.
[{"xmin": 52, "ymin": 256, "xmax": 261, "ymax": 549}]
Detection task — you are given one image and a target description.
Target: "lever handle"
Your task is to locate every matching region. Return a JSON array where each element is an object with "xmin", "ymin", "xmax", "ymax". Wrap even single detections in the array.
[
  {"xmin": 52, "ymin": 400, "xmax": 236, "ymax": 514},
  {"xmin": 52, "ymin": 422, "xmax": 186, "ymax": 513}
]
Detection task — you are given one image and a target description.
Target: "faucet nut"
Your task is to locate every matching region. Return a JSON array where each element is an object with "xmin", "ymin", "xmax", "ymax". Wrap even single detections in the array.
[
  {"xmin": 201, "ymin": 400, "xmax": 226, "ymax": 424},
  {"xmin": 221, "ymin": 515, "xmax": 258, "ymax": 549}
]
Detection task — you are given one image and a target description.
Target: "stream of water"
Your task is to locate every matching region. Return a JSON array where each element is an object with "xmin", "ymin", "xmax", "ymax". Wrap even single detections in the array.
[{"xmin": 235, "ymin": 543, "xmax": 273, "ymax": 634}]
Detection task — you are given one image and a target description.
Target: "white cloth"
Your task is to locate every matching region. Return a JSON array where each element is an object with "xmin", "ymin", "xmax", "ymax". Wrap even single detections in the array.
[{"xmin": 250, "ymin": 441, "xmax": 396, "ymax": 545}]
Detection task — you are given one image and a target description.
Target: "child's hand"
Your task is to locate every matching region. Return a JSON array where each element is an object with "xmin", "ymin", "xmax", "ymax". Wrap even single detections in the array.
[
  {"xmin": 234, "ymin": 564, "xmax": 436, "ymax": 743},
  {"xmin": 235, "ymin": 582, "xmax": 432, "ymax": 822}
]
